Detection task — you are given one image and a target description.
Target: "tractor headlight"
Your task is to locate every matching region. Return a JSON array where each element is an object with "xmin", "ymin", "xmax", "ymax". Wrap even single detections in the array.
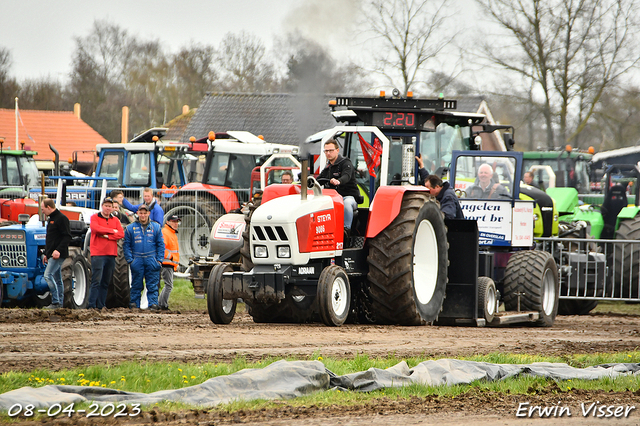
[
  {"xmin": 254, "ymin": 245, "xmax": 268, "ymax": 258},
  {"xmin": 17, "ymin": 255, "xmax": 26, "ymax": 265},
  {"xmin": 533, "ymin": 213, "xmax": 539, "ymax": 222},
  {"xmin": 277, "ymin": 246, "xmax": 291, "ymax": 258}
]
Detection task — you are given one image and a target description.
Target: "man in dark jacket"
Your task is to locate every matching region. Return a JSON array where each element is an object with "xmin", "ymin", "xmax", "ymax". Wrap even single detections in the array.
[
  {"xmin": 424, "ymin": 175, "xmax": 464, "ymax": 220},
  {"xmin": 41, "ymin": 198, "xmax": 71, "ymax": 309},
  {"xmin": 318, "ymin": 139, "xmax": 360, "ymax": 234}
]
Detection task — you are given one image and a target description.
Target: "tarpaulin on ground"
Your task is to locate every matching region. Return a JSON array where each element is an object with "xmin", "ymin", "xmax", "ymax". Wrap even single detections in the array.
[{"xmin": 1, "ymin": 359, "xmax": 639, "ymax": 410}]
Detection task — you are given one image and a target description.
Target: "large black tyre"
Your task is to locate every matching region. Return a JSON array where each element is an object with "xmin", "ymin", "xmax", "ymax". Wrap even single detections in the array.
[
  {"xmin": 62, "ymin": 249, "xmax": 90, "ymax": 309},
  {"xmin": 557, "ymin": 299, "xmax": 598, "ymax": 315},
  {"xmin": 477, "ymin": 276, "xmax": 497, "ymax": 323},
  {"xmin": 613, "ymin": 216, "xmax": 640, "ymax": 299},
  {"xmin": 503, "ymin": 251, "xmax": 559, "ymax": 327},
  {"xmin": 207, "ymin": 263, "xmax": 236, "ymax": 324},
  {"xmin": 32, "ymin": 291, "xmax": 52, "ymax": 308},
  {"xmin": 106, "ymin": 240, "xmax": 130, "ymax": 308},
  {"xmin": 163, "ymin": 195, "xmax": 225, "ymax": 269},
  {"xmin": 240, "ymin": 204, "xmax": 257, "ymax": 271},
  {"xmin": 317, "ymin": 265, "xmax": 350, "ymax": 326},
  {"xmin": 367, "ymin": 193, "xmax": 448, "ymax": 325}
]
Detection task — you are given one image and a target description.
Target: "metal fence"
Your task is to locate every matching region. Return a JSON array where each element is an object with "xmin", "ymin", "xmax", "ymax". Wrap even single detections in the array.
[{"xmin": 536, "ymin": 236, "xmax": 640, "ymax": 302}]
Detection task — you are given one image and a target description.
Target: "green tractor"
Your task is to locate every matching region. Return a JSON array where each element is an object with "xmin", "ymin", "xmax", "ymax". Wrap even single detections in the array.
[
  {"xmin": 541, "ymin": 164, "xmax": 640, "ymax": 314},
  {"xmin": 522, "ymin": 146, "xmax": 593, "ymax": 194}
]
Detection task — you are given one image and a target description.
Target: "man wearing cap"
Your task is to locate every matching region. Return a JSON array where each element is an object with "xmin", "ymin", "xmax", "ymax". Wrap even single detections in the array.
[
  {"xmin": 159, "ymin": 215, "xmax": 180, "ymax": 310},
  {"xmin": 123, "ymin": 203, "xmax": 164, "ymax": 310},
  {"xmin": 88, "ymin": 197, "xmax": 125, "ymax": 309}
]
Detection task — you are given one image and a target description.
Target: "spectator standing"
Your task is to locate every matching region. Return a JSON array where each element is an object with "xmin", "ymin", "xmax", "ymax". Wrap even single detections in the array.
[
  {"xmin": 88, "ymin": 198, "xmax": 124, "ymax": 309},
  {"xmin": 123, "ymin": 204, "xmax": 164, "ymax": 310},
  {"xmin": 159, "ymin": 215, "xmax": 181, "ymax": 310},
  {"xmin": 109, "ymin": 190, "xmax": 132, "ymax": 225},
  {"xmin": 122, "ymin": 187, "xmax": 164, "ymax": 224},
  {"xmin": 41, "ymin": 198, "xmax": 71, "ymax": 309}
]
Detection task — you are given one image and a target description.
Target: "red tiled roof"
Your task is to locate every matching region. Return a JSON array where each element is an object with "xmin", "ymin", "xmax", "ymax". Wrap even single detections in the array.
[{"xmin": 0, "ymin": 108, "xmax": 109, "ymax": 162}]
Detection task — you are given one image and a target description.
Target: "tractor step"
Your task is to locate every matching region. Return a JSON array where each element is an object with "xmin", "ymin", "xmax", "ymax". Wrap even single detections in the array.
[{"xmin": 490, "ymin": 311, "xmax": 539, "ymax": 325}]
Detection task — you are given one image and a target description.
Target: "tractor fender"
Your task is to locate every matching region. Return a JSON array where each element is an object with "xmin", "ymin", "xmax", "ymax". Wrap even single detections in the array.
[
  {"xmin": 175, "ymin": 183, "xmax": 241, "ymax": 213},
  {"xmin": 366, "ymin": 186, "xmax": 430, "ymax": 239}
]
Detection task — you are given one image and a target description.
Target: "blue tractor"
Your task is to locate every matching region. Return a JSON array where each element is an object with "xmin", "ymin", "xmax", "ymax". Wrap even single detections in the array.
[{"xmin": 0, "ymin": 209, "xmax": 91, "ymax": 309}]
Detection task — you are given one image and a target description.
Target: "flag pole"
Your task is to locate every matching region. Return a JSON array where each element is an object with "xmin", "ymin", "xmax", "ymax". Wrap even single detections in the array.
[{"xmin": 14, "ymin": 97, "xmax": 18, "ymax": 150}]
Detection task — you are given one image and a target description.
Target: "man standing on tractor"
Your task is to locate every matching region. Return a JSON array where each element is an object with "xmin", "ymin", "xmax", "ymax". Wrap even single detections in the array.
[
  {"xmin": 122, "ymin": 187, "xmax": 164, "ymax": 224},
  {"xmin": 159, "ymin": 214, "xmax": 180, "ymax": 311},
  {"xmin": 88, "ymin": 197, "xmax": 125, "ymax": 310},
  {"xmin": 41, "ymin": 198, "xmax": 71, "ymax": 310},
  {"xmin": 123, "ymin": 204, "xmax": 164, "ymax": 310},
  {"xmin": 318, "ymin": 139, "xmax": 359, "ymax": 237},
  {"xmin": 423, "ymin": 175, "xmax": 464, "ymax": 220}
]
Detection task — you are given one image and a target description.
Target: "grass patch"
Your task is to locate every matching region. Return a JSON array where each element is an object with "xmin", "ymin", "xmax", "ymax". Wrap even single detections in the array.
[
  {"xmin": 2, "ymin": 352, "xmax": 639, "ymax": 418},
  {"xmin": 593, "ymin": 301, "xmax": 640, "ymax": 315},
  {"xmin": 162, "ymin": 278, "xmax": 206, "ymax": 311}
]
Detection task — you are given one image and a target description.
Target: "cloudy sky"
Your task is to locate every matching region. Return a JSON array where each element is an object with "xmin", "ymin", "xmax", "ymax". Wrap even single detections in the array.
[{"xmin": 1, "ymin": 0, "xmax": 371, "ymax": 81}]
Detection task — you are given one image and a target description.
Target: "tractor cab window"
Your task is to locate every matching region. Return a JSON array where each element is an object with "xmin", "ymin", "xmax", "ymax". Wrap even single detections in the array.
[
  {"xmin": 346, "ymin": 131, "xmax": 378, "ymax": 196},
  {"xmin": 419, "ymin": 123, "xmax": 469, "ymax": 173},
  {"xmin": 124, "ymin": 152, "xmax": 151, "ymax": 187},
  {"xmin": 5, "ymin": 156, "xmax": 19, "ymax": 186},
  {"xmin": 18, "ymin": 157, "xmax": 40, "ymax": 187},
  {"xmin": 455, "ymin": 155, "xmax": 516, "ymax": 199},
  {"xmin": 226, "ymin": 154, "xmax": 257, "ymax": 189},
  {"xmin": 98, "ymin": 152, "xmax": 124, "ymax": 187},
  {"xmin": 157, "ymin": 155, "xmax": 183, "ymax": 187},
  {"xmin": 205, "ymin": 153, "xmax": 230, "ymax": 186},
  {"xmin": 184, "ymin": 154, "xmax": 206, "ymax": 182}
]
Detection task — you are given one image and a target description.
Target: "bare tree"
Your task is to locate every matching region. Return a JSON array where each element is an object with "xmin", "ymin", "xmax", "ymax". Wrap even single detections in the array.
[
  {"xmin": 361, "ymin": 0, "xmax": 456, "ymax": 95},
  {"xmin": 172, "ymin": 43, "xmax": 219, "ymax": 108},
  {"xmin": 476, "ymin": 0, "xmax": 640, "ymax": 149},
  {"xmin": 217, "ymin": 31, "xmax": 278, "ymax": 93}
]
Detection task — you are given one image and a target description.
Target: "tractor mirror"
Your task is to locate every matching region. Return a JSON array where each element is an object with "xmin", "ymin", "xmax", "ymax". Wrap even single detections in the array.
[{"xmin": 18, "ymin": 214, "xmax": 30, "ymax": 224}]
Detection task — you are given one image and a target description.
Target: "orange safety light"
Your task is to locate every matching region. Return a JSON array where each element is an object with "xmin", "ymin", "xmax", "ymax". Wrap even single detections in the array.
[
  {"xmin": 152, "ymin": 135, "xmax": 159, "ymax": 142},
  {"xmin": 407, "ymin": 91, "xmax": 414, "ymax": 98},
  {"xmin": 208, "ymin": 131, "xmax": 216, "ymax": 141},
  {"xmin": 189, "ymin": 136, "xmax": 196, "ymax": 142},
  {"xmin": 565, "ymin": 144, "xmax": 572, "ymax": 152},
  {"xmin": 68, "ymin": 157, "xmax": 72, "ymax": 163},
  {"xmin": 379, "ymin": 90, "xmax": 386, "ymax": 97},
  {"xmin": 258, "ymin": 135, "xmax": 265, "ymax": 140},
  {"xmin": 588, "ymin": 146, "xmax": 595, "ymax": 154},
  {"xmin": 328, "ymin": 99, "xmax": 337, "ymax": 106}
]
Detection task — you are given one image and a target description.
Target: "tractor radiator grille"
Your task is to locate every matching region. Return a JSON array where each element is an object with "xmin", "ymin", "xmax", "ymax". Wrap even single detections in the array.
[
  {"xmin": 0, "ymin": 243, "xmax": 28, "ymax": 268},
  {"xmin": 252, "ymin": 225, "xmax": 288, "ymax": 241}
]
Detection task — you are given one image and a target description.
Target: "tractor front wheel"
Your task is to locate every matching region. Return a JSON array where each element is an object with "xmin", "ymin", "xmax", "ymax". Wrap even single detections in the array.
[
  {"xmin": 317, "ymin": 265, "xmax": 350, "ymax": 327},
  {"xmin": 207, "ymin": 263, "xmax": 236, "ymax": 324}
]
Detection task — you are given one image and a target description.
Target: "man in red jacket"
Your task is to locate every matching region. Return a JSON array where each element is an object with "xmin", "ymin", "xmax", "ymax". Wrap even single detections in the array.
[{"xmin": 88, "ymin": 197, "xmax": 124, "ymax": 309}]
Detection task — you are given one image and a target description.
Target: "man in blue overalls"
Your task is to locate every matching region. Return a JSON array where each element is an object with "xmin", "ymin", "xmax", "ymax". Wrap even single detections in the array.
[{"xmin": 123, "ymin": 203, "xmax": 164, "ymax": 310}]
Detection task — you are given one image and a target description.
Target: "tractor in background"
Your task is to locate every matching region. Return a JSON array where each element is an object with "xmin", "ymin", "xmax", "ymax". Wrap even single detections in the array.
[{"xmin": 162, "ymin": 131, "xmax": 300, "ymax": 269}]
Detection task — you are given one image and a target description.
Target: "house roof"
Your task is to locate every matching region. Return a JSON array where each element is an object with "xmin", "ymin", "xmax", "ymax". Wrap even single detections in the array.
[
  {"xmin": 0, "ymin": 108, "xmax": 109, "ymax": 162},
  {"xmin": 182, "ymin": 93, "xmax": 336, "ymax": 146}
]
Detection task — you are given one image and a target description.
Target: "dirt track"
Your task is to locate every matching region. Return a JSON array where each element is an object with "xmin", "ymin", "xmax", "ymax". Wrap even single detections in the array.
[{"xmin": 2, "ymin": 308, "xmax": 640, "ymax": 425}]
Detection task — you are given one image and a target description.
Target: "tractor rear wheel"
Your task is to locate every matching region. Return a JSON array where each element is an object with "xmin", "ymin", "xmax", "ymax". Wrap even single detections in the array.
[
  {"xmin": 613, "ymin": 216, "xmax": 640, "ymax": 299},
  {"xmin": 317, "ymin": 265, "xmax": 350, "ymax": 326},
  {"xmin": 106, "ymin": 240, "xmax": 130, "ymax": 308},
  {"xmin": 367, "ymin": 193, "xmax": 448, "ymax": 325},
  {"xmin": 62, "ymin": 249, "xmax": 90, "ymax": 309},
  {"xmin": 207, "ymin": 263, "xmax": 236, "ymax": 324},
  {"xmin": 477, "ymin": 276, "xmax": 497, "ymax": 323},
  {"xmin": 163, "ymin": 195, "xmax": 225, "ymax": 269},
  {"xmin": 503, "ymin": 251, "xmax": 559, "ymax": 327}
]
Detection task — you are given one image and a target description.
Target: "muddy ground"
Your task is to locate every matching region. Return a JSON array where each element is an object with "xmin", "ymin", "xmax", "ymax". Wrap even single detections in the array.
[{"xmin": 2, "ymin": 308, "xmax": 640, "ymax": 425}]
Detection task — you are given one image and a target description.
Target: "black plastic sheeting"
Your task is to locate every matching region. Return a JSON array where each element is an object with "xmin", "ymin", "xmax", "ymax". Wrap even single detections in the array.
[{"xmin": 1, "ymin": 359, "xmax": 639, "ymax": 410}]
